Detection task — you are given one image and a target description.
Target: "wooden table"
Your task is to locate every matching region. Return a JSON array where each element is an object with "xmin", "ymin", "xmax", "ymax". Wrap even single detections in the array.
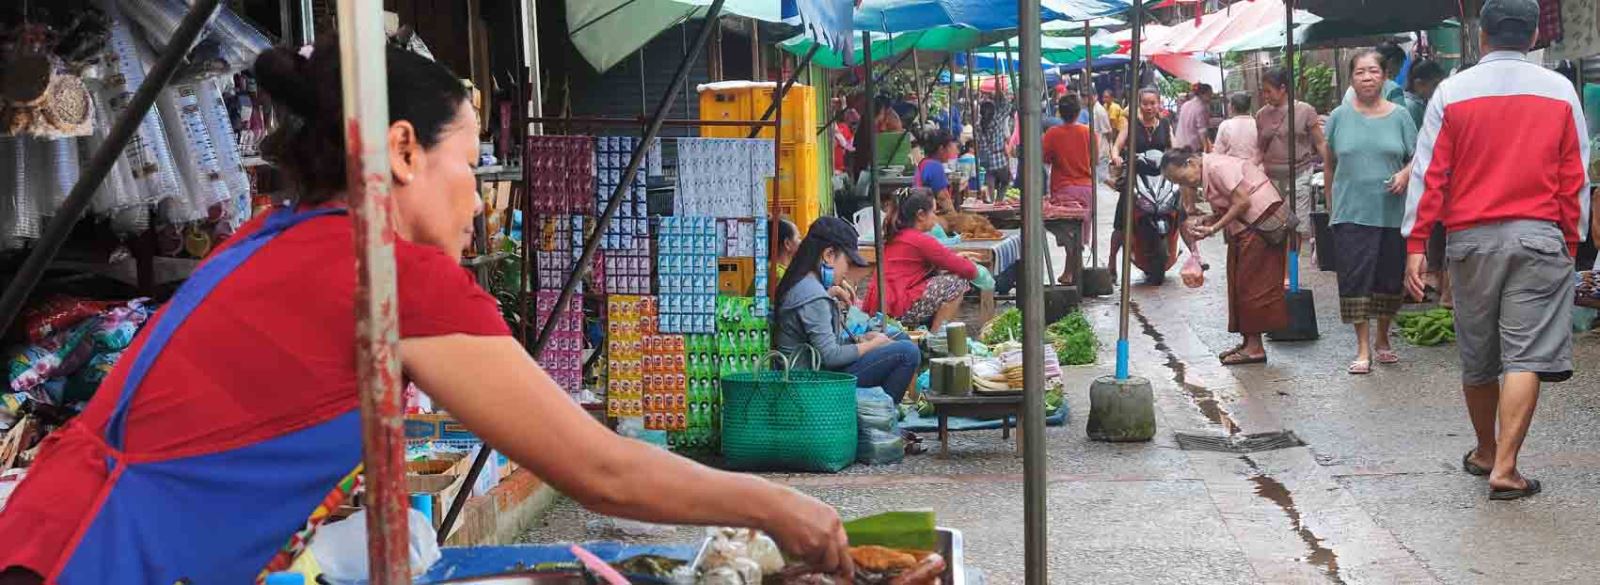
[
  {"xmin": 857, "ymin": 233, "xmax": 1018, "ymax": 326},
  {"xmin": 923, "ymin": 393, "xmax": 1026, "ymax": 457},
  {"xmin": 966, "ymin": 206, "xmax": 1087, "ymax": 286}
]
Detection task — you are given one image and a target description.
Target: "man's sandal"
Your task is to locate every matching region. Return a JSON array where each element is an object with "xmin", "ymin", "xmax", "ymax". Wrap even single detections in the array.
[
  {"xmin": 1489, "ymin": 477, "xmax": 1542, "ymax": 501},
  {"xmin": 1462, "ymin": 449, "xmax": 1491, "ymax": 476},
  {"xmin": 1348, "ymin": 360, "xmax": 1371, "ymax": 375}
]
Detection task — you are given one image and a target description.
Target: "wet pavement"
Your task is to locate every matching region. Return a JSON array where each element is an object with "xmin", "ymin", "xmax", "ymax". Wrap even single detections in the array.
[{"xmin": 522, "ymin": 187, "xmax": 1600, "ymax": 583}]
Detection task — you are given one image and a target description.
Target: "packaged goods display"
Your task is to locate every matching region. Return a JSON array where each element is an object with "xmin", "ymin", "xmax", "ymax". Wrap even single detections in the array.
[
  {"xmin": 674, "ymin": 333, "xmax": 723, "ymax": 452},
  {"xmin": 606, "ymin": 295, "xmax": 656, "ymax": 418},
  {"xmin": 596, "ymin": 136, "xmax": 650, "ymax": 250},
  {"xmin": 715, "ymin": 296, "xmax": 770, "ymax": 377},
  {"xmin": 675, "ymin": 138, "xmax": 775, "ymax": 218},
  {"xmin": 643, "ymin": 334, "xmax": 687, "ymax": 431},
  {"xmin": 534, "ymin": 291, "xmax": 584, "ymax": 395},
  {"xmin": 533, "ymin": 216, "xmax": 583, "ymax": 292},
  {"xmin": 658, "ymin": 217, "xmax": 719, "ymax": 334},
  {"xmin": 525, "ymin": 135, "xmax": 594, "ymax": 215}
]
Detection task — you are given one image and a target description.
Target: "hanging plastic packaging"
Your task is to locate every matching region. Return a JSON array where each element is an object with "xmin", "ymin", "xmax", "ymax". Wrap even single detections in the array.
[
  {"xmin": 48, "ymin": 138, "xmax": 81, "ymax": 208},
  {"xmin": 2, "ymin": 137, "xmax": 40, "ymax": 242},
  {"xmin": 196, "ymin": 78, "xmax": 252, "ymax": 225},
  {"xmin": 115, "ymin": 0, "xmax": 270, "ymax": 76},
  {"xmin": 98, "ymin": 3, "xmax": 184, "ymax": 208}
]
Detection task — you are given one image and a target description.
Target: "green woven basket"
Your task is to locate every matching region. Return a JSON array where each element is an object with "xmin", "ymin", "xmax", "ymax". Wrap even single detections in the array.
[{"xmin": 721, "ymin": 350, "xmax": 859, "ymax": 473}]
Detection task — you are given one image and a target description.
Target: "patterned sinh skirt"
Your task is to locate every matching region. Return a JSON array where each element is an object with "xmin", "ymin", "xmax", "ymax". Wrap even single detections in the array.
[
  {"xmin": 899, "ymin": 273, "xmax": 971, "ymax": 327},
  {"xmin": 1332, "ymin": 223, "xmax": 1406, "ymax": 324},
  {"xmin": 1227, "ymin": 230, "xmax": 1289, "ymax": 335}
]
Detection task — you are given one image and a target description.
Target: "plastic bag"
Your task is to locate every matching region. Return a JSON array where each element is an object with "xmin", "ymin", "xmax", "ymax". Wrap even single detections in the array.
[
  {"xmin": 971, "ymin": 264, "xmax": 996, "ymax": 292},
  {"xmin": 15, "ymin": 297, "xmax": 115, "ymax": 343},
  {"xmin": 8, "ymin": 319, "xmax": 97, "ymax": 399},
  {"xmin": 1180, "ymin": 254, "xmax": 1205, "ymax": 288},
  {"xmin": 308, "ymin": 508, "xmax": 441, "ymax": 584},
  {"xmin": 856, "ymin": 387, "xmax": 905, "ymax": 465}
]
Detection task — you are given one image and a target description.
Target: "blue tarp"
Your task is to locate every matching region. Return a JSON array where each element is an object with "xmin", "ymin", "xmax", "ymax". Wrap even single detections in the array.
[
  {"xmin": 402, "ymin": 543, "xmax": 703, "ymax": 584},
  {"xmin": 784, "ymin": 0, "xmax": 857, "ymax": 64},
  {"xmin": 854, "ymin": 0, "xmax": 1139, "ymax": 32},
  {"xmin": 954, "ymin": 51, "xmax": 1058, "ymax": 72},
  {"xmin": 1055, "ymin": 54, "xmax": 1133, "ymax": 74}
]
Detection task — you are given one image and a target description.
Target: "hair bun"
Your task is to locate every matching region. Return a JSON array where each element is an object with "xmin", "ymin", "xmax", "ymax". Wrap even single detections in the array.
[{"xmin": 253, "ymin": 47, "xmax": 317, "ymax": 117}]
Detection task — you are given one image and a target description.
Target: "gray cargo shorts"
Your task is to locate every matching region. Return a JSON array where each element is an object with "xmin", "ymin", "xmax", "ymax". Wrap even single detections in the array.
[{"xmin": 1447, "ymin": 221, "xmax": 1574, "ymax": 386}]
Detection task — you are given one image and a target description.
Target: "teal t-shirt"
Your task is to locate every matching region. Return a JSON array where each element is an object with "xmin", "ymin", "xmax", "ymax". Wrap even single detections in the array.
[{"xmin": 1325, "ymin": 104, "xmax": 1417, "ymax": 228}]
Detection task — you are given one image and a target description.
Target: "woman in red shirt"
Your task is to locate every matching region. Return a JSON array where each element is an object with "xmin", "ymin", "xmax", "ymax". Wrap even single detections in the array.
[
  {"xmin": 1041, "ymin": 95, "xmax": 1094, "ymax": 285},
  {"xmin": 862, "ymin": 191, "xmax": 980, "ymax": 331},
  {"xmin": 0, "ymin": 42, "xmax": 851, "ymax": 585}
]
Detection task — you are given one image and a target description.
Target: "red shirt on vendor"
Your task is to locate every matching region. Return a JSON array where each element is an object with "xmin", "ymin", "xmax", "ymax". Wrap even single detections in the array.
[
  {"xmin": 863, "ymin": 192, "xmax": 979, "ymax": 321},
  {"xmin": 1041, "ymin": 95, "xmax": 1094, "ymax": 206}
]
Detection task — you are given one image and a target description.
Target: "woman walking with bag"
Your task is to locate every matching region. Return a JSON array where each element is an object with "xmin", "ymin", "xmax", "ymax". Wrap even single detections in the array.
[
  {"xmin": 1325, "ymin": 50, "xmax": 1419, "ymax": 374},
  {"xmin": 1161, "ymin": 148, "xmax": 1290, "ymax": 365}
]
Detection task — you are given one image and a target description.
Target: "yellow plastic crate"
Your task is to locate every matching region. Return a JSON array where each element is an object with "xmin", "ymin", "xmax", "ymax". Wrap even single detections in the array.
[{"xmin": 698, "ymin": 84, "xmax": 817, "ymax": 144}]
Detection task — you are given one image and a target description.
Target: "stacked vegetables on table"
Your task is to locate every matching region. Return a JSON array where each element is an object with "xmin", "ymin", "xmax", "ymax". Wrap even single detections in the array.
[
  {"xmin": 980, "ymin": 308, "xmax": 1100, "ymax": 367},
  {"xmin": 1396, "ymin": 309, "xmax": 1456, "ymax": 346}
]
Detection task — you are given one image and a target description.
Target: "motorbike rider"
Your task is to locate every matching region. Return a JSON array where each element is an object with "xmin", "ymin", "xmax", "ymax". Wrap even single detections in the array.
[{"xmin": 1110, "ymin": 87, "xmax": 1179, "ymax": 281}]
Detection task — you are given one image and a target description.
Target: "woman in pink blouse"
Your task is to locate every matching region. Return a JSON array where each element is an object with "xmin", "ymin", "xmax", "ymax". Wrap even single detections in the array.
[{"xmin": 1213, "ymin": 92, "xmax": 1260, "ymax": 163}]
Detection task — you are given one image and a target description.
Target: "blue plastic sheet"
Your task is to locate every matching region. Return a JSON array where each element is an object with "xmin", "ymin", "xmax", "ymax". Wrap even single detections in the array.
[
  {"xmin": 900, "ymin": 402, "xmax": 1069, "ymax": 432},
  {"xmin": 398, "ymin": 543, "xmax": 701, "ymax": 584},
  {"xmin": 854, "ymin": 0, "xmax": 1138, "ymax": 33}
]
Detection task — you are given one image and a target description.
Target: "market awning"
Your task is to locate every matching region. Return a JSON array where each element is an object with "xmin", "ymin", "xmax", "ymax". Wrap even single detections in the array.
[
  {"xmin": 854, "ymin": 0, "xmax": 1140, "ymax": 33},
  {"xmin": 1219, "ymin": 17, "xmax": 1455, "ymax": 53},
  {"xmin": 1146, "ymin": 0, "xmax": 1320, "ymax": 56},
  {"xmin": 1055, "ymin": 53, "xmax": 1134, "ymax": 73},
  {"xmin": 1298, "ymin": 0, "xmax": 1464, "ymax": 31},
  {"xmin": 1151, "ymin": 53, "xmax": 1222, "ymax": 86},
  {"xmin": 567, "ymin": 0, "xmax": 785, "ymax": 72},
  {"xmin": 972, "ymin": 35, "xmax": 1120, "ymax": 65},
  {"xmin": 781, "ymin": 26, "xmax": 1012, "ymax": 68}
]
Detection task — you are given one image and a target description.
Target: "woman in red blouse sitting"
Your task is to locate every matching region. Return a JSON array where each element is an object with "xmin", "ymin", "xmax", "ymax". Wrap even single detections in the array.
[{"xmin": 863, "ymin": 190, "xmax": 980, "ymax": 331}]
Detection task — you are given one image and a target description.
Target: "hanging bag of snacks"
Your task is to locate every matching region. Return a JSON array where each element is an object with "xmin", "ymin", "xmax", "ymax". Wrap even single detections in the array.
[{"xmin": 721, "ymin": 348, "xmax": 858, "ymax": 473}]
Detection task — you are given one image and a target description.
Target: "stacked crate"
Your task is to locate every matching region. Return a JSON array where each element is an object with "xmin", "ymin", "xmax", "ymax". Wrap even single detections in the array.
[{"xmin": 698, "ymin": 83, "xmax": 822, "ymax": 234}]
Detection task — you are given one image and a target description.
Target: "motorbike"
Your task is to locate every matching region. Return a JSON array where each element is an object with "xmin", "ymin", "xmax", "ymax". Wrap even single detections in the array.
[{"xmin": 1128, "ymin": 150, "xmax": 1183, "ymax": 285}]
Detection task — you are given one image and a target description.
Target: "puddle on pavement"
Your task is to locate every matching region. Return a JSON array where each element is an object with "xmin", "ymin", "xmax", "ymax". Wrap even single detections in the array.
[
  {"xmin": 1244, "ymin": 459, "xmax": 1345, "ymax": 584},
  {"xmin": 1129, "ymin": 300, "xmax": 1241, "ymax": 434}
]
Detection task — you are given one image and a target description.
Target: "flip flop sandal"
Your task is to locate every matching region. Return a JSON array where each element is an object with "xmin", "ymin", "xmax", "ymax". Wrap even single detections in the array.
[
  {"xmin": 1489, "ymin": 477, "xmax": 1542, "ymax": 501},
  {"xmin": 1222, "ymin": 352, "xmax": 1267, "ymax": 366},
  {"xmin": 1375, "ymin": 350, "xmax": 1400, "ymax": 365},
  {"xmin": 1218, "ymin": 344, "xmax": 1247, "ymax": 360},
  {"xmin": 1348, "ymin": 360, "xmax": 1371, "ymax": 375},
  {"xmin": 1462, "ymin": 449, "xmax": 1491, "ymax": 476},
  {"xmin": 904, "ymin": 441, "xmax": 929, "ymax": 456}
]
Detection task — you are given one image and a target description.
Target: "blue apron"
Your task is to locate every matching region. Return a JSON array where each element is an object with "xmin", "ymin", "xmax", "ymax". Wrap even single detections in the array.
[{"xmin": 55, "ymin": 206, "xmax": 365, "ymax": 584}]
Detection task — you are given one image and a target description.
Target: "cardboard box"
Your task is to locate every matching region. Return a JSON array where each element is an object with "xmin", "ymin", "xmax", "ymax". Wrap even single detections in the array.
[
  {"xmin": 719, "ymin": 257, "xmax": 755, "ymax": 297},
  {"xmin": 406, "ymin": 472, "xmax": 466, "ymax": 532},
  {"xmin": 404, "ymin": 413, "xmax": 478, "ymax": 443}
]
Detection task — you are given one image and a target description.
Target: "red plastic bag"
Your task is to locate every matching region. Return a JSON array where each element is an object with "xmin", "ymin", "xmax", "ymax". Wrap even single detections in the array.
[
  {"xmin": 16, "ymin": 297, "xmax": 117, "ymax": 344},
  {"xmin": 1181, "ymin": 255, "xmax": 1206, "ymax": 288}
]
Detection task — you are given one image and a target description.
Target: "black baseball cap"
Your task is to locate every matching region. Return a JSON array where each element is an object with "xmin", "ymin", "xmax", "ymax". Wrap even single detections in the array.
[
  {"xmin": 807, "ymin": 216, "xmax": 870, "ymax": 267},
  {"xmin": 1481, "ymin": 0, "xmax": 1539, "ymax": 47}
]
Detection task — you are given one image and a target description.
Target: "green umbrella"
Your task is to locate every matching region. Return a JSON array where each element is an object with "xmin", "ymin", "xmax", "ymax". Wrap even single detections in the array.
[
  {"xmin": 568, "ymin": 0, "xmax": 782, "ymax": 72},
  {"xmin": 781, "ymin": 27, "xmax": 1013, "ymax": 68},
  {"xmin": 973, "ymin": 34, "xmax": 1118, "ymax": 64}
]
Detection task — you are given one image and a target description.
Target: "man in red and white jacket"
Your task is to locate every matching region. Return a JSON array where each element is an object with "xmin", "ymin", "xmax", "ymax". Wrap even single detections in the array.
[{"xmin": 1402, "ymin": 0, "xmax": 1590, "ymax": 502}]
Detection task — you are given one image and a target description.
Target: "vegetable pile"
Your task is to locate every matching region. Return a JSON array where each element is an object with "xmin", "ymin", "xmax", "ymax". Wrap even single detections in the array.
[
  {"xmin": 981, "ymin": 308, "xmax": 1099, "ymax": 366},
  {"xmin": 1396, "ymin": 308, "xmax": 1455, "ymax": 346}
]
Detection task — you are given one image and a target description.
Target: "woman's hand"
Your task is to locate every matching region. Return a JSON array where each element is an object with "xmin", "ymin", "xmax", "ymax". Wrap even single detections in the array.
[
  {"xmin": 860, "ymin": 331, "xmax": 891, "ymax": 351},
  {"xmin": 762, "ymin": 489, "xmax": 855, "ymax": 580},
  {"xmin": 828, "ymin": 285, "xmax": 856, "ymax": 307},
  {"xmin": 1192, "ymin": 223, "xmax": 1220, "ymax": 240},
  {"xmin": 1387, "ymin": 168, "xmax": 1410, "ymax": 195}
]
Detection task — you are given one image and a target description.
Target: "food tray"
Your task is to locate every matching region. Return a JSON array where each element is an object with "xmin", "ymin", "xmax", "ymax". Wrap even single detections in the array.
[{"xmin": 689, "ymin": 527, "xmax": 966, "ymax": 584}]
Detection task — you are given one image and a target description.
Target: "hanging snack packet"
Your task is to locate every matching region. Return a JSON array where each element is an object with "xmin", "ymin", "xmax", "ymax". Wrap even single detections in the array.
[{"xmin": 15, "ymin": 296, "xmax": 116, "ymax": 343}]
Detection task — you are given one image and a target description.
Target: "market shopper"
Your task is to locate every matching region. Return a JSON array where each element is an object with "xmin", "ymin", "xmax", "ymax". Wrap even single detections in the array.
[
  {"xmin": 771, "ymin": 217, "xmax": 801, "ymax": 282},
  {"xmin": 1174, "ymin": 83, "xmax": 1214, "ymax": 152},
  {"xmin": 0, "ymin": 43, "xmax": 856, "ymax": 585},
  {"xmin": 914, "ymin": 129, "xmax": 959, "ymax": 212},
  {"xmin": 1213, "ymin": 92, "xmax": 1259, "ymax": 163},
  {"xmin": 1257, "ymin": 67, "xmax": 1330, "ymax": 264},
  {"xmin": 1404, "ymin": 59, "xmax": 1453, "ymax": 307},
  {"xmin": 1161, "ymin": 148, "xmax": 1290, "ymax": 365},
  {"xmin": 862, "ymin": 191, "xmax": 982, "ymax": 331},
  {"xmin": 1343, "ymin": 41, "xmax": 1408, "ymax": 106},
  {"xmin": 977, "ymin": 96, "xmax": 1014, "ymax": 198},
  {"xmin": 774, "ymin": 217, "xmax": 922, "ymax": 404},
  {"xmin": 1403, "ymin": 0, "xmax": 1591, "ymax": 500},
  {"xmin": 832, "ymin": 107, "xmax": 858, "ymax": 173},
  {"xmin": 1102, "ymin": 88, "xmax": 1127, "ymax": 139},
  {"xmin": 1043, "ymin": 95, "xmax": 1095, "ymax": 285},
  {"xmin": 1325, "ymin": 49, "xmax": 1420, "ymax": 375},
  {"xmin": 1108, "ymin": 88, "xmax": 1177, "ymax": 281}
]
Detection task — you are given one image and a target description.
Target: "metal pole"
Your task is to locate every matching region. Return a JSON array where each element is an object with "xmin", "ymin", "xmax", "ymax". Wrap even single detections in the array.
[
  {"xmin": 863, "ymin": 30, "xmax": 886, "ymax": 316},
  {"xmin": 912, "ymin": 49, "xmax": 925, "ymax": 129},
  {"xmin": 298, "ymin": 0, "xmax": 315, "ymax": 45},
  {"xmin": 523, "ymin": 0, "xmax": 544, "ymax": 135},
  {"xmin": 438, "ymin": 0, "xmax": 731, "ymax": 542},
  {"xmin": 749, "ymin": 44, "xmax": 820, "ymax": 139},
  {"xmin": 1117, "ymin": 1, "xmax": 1144, "ymax": 380},
  {"xmin": 0, "ymin": 0, "xmax": 221, "ymax": 336},
  {"xmin": 1285, "ymin": 0, "xmax": 1299, "ymax": 293},
  {"xmin": 336, "ymin": 0, "xmax": 407, "ymax": 581},
  {"xmin": 1086, "ymin": 21, "xmax": 1100, "ymax": 266},
  {"xmin": 1017, "ymin": 1, "xmax": 1047, "ymax": 583}
]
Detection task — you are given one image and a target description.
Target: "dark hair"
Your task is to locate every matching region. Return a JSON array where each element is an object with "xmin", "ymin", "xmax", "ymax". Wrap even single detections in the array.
[
  {"xmin": 979, "ymin": 100, "xmax": 996, "ymax": 123},
  {"xmin": 1192, "ymin": 83, "xmax": 1214, "ymax": 96},
  {"xmin": 1058, "ymin": 94, "xmax": 1083, "ymax": 122},
  {"xmin": 884, "ymin": 189, "xmax": 935, "ymax": 243},
  {"xmin": 772, "ymin": 217, "xmax": 798, "ymax": 246},
  {"xmin": 254, "ymin": 40, "xmax": 470, "ymax": 205},
  {"xmin": 920, "ymin": 129, "xmax": 954, "ymax": 159},
  {"xmin": 1227, "ymin": 92, "xmax": 1252, "ymax": 115},
  {"xmin": 1376, "ymin": 41, "xmax": 1407, "ymax": 73},
  {"xmin": 1408, "ymin": 59, "xmax": 1446, "ymax": 91},
  {"xmin": 1262, "ymin": 68, "xmax": 1291, "ymax": 91},
  {"xmin": 1159, "ymin": 146, "xmax": 1201, "ymax": 173},
  {"xmin": 1347, "ymin": 48, "xmax": 1384, "ymax": 76},
  {"xmin": 1138, "ymin": 87, "xmax": 1161, "ymax": 101}
]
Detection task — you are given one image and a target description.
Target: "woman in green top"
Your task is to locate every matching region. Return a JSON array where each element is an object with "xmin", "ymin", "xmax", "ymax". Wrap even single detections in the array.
[{"xmin": 1325, "ymin": 49, "xmax": 1419, "ymax": 375}]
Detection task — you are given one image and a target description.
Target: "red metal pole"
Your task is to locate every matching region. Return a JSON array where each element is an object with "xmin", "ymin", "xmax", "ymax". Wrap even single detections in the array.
[{"xmin": 336, "ymin": 0, "xmax": 410, "ymax": 582}]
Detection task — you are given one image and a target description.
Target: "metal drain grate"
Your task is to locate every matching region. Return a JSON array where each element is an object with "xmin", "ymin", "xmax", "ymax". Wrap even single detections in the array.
[{"xmin": 1175, "ymin": 430, "xmax": 1306, "ymax": 453}]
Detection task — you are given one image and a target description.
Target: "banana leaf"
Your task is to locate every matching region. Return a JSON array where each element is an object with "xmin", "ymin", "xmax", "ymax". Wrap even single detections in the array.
[{"xmin": 844, "ymin": 510, "xmax": 938, "ymax": 551}]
